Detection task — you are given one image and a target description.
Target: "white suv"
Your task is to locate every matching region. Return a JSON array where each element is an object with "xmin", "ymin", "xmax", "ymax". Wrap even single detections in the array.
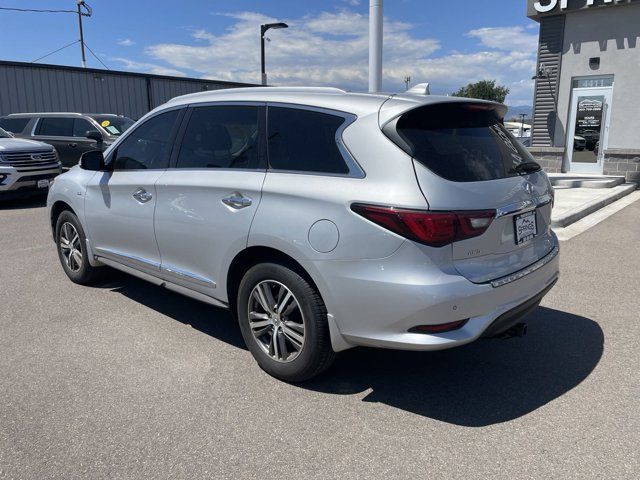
[
  {"xmin": 47, "ymin": 87, "xmax": 559, "ymax": 382},
  {"xmin": 0, "ymin": 127, "xmax": 61, "ymax": 198}
]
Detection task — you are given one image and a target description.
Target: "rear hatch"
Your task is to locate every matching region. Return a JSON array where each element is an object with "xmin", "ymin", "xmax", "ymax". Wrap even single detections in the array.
[{"xmin": 381, "ymin": 99, "xmax": 556, "ymax": 284}]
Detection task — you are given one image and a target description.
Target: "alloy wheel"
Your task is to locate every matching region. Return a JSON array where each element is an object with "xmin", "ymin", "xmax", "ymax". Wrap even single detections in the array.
[
  {"xmin": 247, "ymin": 280, "xmax": 306, "ymax": 363},
  {"xmin": 59, "ymin": 222, "xmax": 83, "ymax": 272}
]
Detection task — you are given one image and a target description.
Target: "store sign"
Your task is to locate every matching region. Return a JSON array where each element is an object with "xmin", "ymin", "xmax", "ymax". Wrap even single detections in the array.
[{"xmin": 532, "ymin": 0, "xmax": 636, "ymax": 15}]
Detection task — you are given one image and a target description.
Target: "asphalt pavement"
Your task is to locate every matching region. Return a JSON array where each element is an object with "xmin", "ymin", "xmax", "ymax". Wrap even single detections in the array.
[{"xmin": 0, "ymin": 194, "xmax": 638, "ymax": 479}]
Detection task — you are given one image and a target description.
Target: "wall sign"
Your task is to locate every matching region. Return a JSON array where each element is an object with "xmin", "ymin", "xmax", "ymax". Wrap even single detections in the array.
[{"xmin": 530, "ymin": 0, "xmax": 637, "ymax": 16}]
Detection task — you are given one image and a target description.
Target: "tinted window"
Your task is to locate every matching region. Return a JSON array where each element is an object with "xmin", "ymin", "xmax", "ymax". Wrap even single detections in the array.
[
  {"xmin": 391, "ymin": 103, "xmax": 535, "ymax": 182},
  {"xmin": 267, "ymin": 107, "xmax": 349, "ymax": 174},
  {"xmin": 38, "ymin": 117, "xmax": 74, "ymax": 137},
  {"xmin": 0, "ymin": 117, "xmax": 29, "ymax": 134},
  {"xmin": 73, "ymin": 118, "xmax": 95, "ymax": 138},
  {"xmin": 112, "ymin": 110, "xmax": 181, "ymax": 170},
  {"xmin": 176, "ymin": 106, "xmax": 260, "ymax": 169}
]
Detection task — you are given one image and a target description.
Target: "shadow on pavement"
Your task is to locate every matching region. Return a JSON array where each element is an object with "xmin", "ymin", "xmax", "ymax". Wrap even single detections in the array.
[
  {"xmin": 92, "ymin": 271, "xmax": 603, "ymax": 426},
  {"xmin": 96, "ymin": 270, "xmax": 247, "ymax": 351},
  {"xmin": 303, "ymin": 307, "xmax": 604, "ymax": 426},
  {"xmin": 0, "ymin": 193, "xmax": 47, "ymax": 210}
]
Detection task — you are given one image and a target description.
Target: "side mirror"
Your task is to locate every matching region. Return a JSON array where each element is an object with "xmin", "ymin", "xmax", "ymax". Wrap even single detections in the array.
[
  {"xmin": 85, "ymin": 130, "xmax": 103, "ymax": 143},
  {"xmin": 80, "ymin": 150, "xmax": 108, "ymax": 171}
]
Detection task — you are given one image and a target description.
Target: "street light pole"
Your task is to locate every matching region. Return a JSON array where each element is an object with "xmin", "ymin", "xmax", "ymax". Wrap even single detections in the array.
[
  {"xmin": 260, "ymin": 22, "xmax": 289, "ymax": 86},
  {"xmin": 520, "ymin": 113, "xmax": 527, "ymax": 137}
]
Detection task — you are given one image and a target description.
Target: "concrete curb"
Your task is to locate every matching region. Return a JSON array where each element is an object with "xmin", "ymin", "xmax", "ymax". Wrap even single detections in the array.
[{"xmin": 551, "ymin": 183, "xmax": 638, "ymax": 228}]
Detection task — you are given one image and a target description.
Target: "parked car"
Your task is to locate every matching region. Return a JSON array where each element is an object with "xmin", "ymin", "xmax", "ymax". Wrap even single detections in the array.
[
  {"xmin": 47, "ymin": 87, "xmax": 559, "ymax": 382},
  {"xmin": 0, "ymin": 113, "xmax": 134, "ymax": 168},
  {"xmin": 574, "ymin": 135, "xmax": 586, "ymax": 151},
  {"xmin": 0, "ymin": 127, "xmax": 61, "ymax": 198},
  {"xmin": 580, "ymin": 129, "xmax": 600, "ymax": 150}
]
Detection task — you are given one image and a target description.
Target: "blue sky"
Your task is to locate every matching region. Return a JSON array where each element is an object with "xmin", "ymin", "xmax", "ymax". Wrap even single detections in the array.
[{"xmin": 0, "ymin": 0, "xmax": 539, "ymax": 105}]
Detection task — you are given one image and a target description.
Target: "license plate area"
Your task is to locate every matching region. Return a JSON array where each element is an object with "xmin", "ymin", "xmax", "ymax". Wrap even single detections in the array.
[
  {"xmin": 37, "ymin": 179, "xmax": 50, "ymax": 189},
  {"xmin": 514, "ymin": 210, "xmax": 537, "ymax": 245}
]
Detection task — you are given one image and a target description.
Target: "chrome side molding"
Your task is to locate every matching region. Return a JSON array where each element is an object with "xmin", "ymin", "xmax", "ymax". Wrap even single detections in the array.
[
  {"xmin": 161, "ymin": 264, "xmax": 217, "ymax": 288},
  {"xmin": 94, "ymin": 247, "xmax": 160, "ymax": 271}
]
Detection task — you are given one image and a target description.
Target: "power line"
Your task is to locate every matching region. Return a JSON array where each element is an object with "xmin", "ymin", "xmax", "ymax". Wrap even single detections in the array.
[
  {"xmin": 83, "ymin": 42, "xmax": 110, "ymax": 70},
  {"xmin": 0, "ymin": 7, "xmax": 78, "ymax": 14},
  {"xmin": 31, "ymin": 40, "xmax": 80, "ymax": 63}
]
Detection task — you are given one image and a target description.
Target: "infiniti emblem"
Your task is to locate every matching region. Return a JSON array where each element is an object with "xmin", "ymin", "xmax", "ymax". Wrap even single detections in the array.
[{"xmin": 31, "ymin": 154, "xmax": 42, "ymax": 160}]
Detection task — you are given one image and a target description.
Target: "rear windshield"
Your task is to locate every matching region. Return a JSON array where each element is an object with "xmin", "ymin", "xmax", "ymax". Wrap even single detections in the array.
[
  {"xmin": 390, "ymin": 103, "xmax": 535, "ymax": 182},
  {"xmin": 90, "ymin": 116, "xmax": 134, "ymax": 136}
]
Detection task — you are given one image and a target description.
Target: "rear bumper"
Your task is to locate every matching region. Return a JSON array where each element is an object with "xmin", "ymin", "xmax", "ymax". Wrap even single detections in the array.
[
  {"xmin": 0, "ymin": 165, "xmax": 61, "ymax": 194},
  {"xmin": 315, "ymin": 236, "xmax": 560, "ymax": 352}
]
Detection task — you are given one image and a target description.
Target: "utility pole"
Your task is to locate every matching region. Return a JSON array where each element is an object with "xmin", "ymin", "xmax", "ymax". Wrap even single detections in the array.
[
  {"xmin": 520, "ymin": 113, "xmax": 527, "ymax": 137},
  {"xmin": 368, "ymin": 0, "xmax": 383, "ymax": 93},
  {"xmin": 77, "ymin": 1, "xmax": 87, "ymax": 68},
  {"xmin": 404, "ymin": 75, "xmax": 411, "ymax": 91}
]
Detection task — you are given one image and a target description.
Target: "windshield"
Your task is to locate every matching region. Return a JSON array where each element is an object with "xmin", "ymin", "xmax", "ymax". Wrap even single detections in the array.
[
  {"xmin": 91, "ymin": 116, "xmax": 134, "ymax": 136},
  {"xmin": 0, "ymin": 127, "xmax": 12, "ymax": 138},
  {"xmin": 389, "ymin": 103, "xmax": 536, "ymax": 182}
]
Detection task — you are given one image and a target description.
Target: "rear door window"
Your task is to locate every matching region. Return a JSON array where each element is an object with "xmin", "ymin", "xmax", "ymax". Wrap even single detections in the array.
[
  {"xmin": 389, "ymin": 103, "xmax": 535, "ymax": 182},
  {"xmin": 37, "ymin": 117, "xmax": 74, "ymax": 137},
  {"xmin": 176, "ymin": 105, "xmax": 261, "ymax": 169},
  {"xmin": 267, "ymin": 106, "xmax": 350, "ymax": 175},
  {"xmin": 0, "ymin": 117, "xmax": 29, "ymax": 134}
]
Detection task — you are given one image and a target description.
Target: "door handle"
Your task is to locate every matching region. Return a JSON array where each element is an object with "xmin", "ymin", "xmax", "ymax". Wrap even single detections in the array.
[
  {"xmin": 222, "ymin": 192, "xmax": 252, "ymax": 209},
  {"xmin": 132, "ymin": 187, "xmax": 153, "ymax": 203},
  {"xmin": 68, "ymin": 143, "xmax": 77, "ymax": 148}
]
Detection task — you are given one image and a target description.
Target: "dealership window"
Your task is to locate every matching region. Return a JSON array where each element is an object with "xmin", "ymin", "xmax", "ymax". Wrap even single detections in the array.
[{"xmin": 572, "ymin": 78, "xmax": 614, "ymax": 89}]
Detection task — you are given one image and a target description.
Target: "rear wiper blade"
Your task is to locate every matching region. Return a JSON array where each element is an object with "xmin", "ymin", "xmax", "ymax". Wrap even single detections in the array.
[{"xmin": 511, "ymin": 161, "xmax": 542, "ymax": 175}]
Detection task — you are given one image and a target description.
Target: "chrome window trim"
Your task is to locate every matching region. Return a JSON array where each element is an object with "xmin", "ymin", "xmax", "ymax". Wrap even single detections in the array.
[
  {"xmin": 490, "ymin": 246, "xmax": 559, "ymax": 288},
  {"xmin": 161, "ymin": 264, "xmax": 217, "ymax": 289},
  {"xmin": 265, "ymin": 102, "xmax": 365, "ymax": 179},
  {"xmin": 495, "ymin": 193, "xmax": 553, "ymax": 218}
]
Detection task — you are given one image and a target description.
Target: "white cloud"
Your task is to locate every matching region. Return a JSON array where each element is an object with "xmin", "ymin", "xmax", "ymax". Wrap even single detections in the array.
[
  {"xmin": 110, "ymin": 57, "xmax": 186, "ymax": 77},
  {"xmin": 139, "ymin": 10, "xmax": 538, "ymax": 105},
  {"xmin": 117, "ymin": 38, "xmax": 135, "ymax": 47},
  {"xmin": 342, "ymin": 0, "xmax": 361, "ymax": 6},
  {"xmin": 467, "ymin": 26, "xmax": 538, "ymax": 54}
]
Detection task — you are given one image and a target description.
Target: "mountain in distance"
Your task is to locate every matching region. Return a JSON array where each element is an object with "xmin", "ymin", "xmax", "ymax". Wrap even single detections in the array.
[{"xmin": 506, "ymin": 105, "xmax": 533, "ymax": 122}]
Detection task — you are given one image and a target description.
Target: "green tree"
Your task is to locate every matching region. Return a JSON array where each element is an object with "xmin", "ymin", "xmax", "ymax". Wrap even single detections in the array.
[{"xmin": 451, "ymin": 80, "xmax": 510, "ymax": 104}]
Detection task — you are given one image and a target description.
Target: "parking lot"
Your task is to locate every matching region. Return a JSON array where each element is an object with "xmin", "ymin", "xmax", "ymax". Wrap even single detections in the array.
[{"xmin": 1, "ymin": 195, "xmax": 638, "ymax": 479}]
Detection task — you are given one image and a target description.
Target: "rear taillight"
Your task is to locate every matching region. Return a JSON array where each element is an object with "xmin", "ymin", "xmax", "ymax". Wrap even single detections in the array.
[{"xmin": 351, "ymin": 204, "xmax": 495, "ymax": 247}]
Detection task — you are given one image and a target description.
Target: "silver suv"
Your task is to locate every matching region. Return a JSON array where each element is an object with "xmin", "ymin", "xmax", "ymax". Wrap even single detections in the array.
[
  {"xmin": 47, "ymin": 87, "xmax": 559, "ymax": 382},
  {"xmin": 0, "ymin": 127, "xmax": 61, "ymax": 198}
]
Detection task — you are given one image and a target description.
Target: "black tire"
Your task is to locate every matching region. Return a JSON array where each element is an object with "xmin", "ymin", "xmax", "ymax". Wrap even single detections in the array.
[
  {"xmin": 237, "ymin": 263, "xmax": 336, "ymax": 382},
  {"xmin": 55, "ymin": 210, "xmax": 103, "ymax": 285}
]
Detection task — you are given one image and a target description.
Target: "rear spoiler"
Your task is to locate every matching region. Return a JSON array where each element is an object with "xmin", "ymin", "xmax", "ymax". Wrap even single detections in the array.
[{"xmin": 379, "ymin": 95, "xmax": 507, "ymax": 129}]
